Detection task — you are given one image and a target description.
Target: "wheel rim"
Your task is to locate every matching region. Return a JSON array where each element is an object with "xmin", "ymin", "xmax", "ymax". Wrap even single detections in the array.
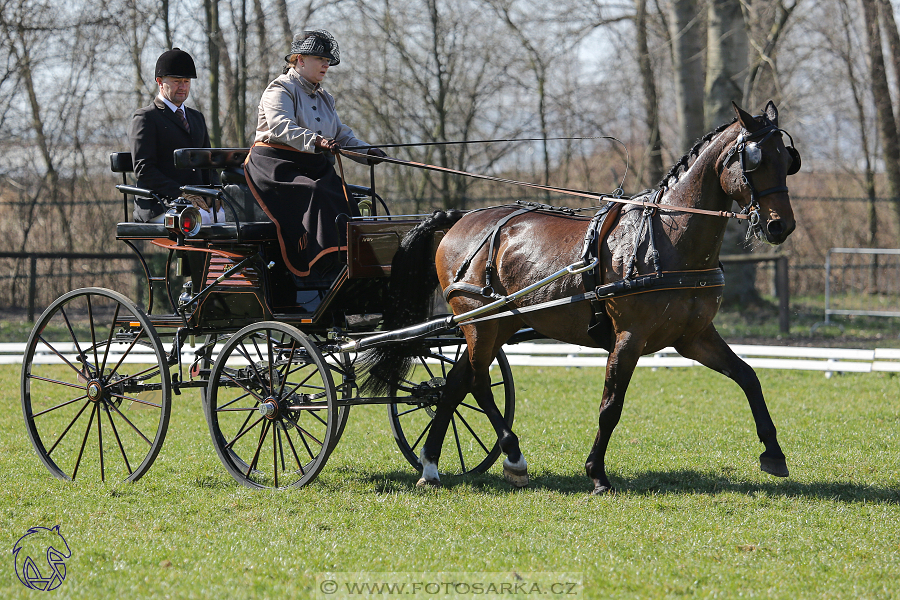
[
  {"xmin": 21, "ymin": 288, "xmax": 171, "ymax": 482},
  {"xmin": 205, "ymin": 323, "xmax": 337, "ymax": 489},
  {"xmin": 388, "ymin": 343, "xmax": 515, "ymax": 476}
]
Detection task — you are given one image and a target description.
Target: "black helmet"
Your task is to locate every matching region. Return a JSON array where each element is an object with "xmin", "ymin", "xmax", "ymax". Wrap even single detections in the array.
[
  {"xmin": 285, "ymin": 29, "xmax": 340, "ymax": 66},
  {"xmin": 155, "ymin": 48, "xmax": 197, "ymax": 79}
]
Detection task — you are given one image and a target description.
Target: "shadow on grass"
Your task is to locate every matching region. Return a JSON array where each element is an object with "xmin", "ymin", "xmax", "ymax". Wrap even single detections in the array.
[
  {"xmin": 353, "ymin": 469, "xmax": 900, "ymax": 505},
  {"xmin": 616, "ymin": 469, "xmax": 900, "ymax": 505}
]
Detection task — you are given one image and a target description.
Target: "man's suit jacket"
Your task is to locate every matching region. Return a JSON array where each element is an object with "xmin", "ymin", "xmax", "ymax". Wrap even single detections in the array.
[{"xmin": 129, "ymin": 96, "xmax": 221, "ymax": 221}]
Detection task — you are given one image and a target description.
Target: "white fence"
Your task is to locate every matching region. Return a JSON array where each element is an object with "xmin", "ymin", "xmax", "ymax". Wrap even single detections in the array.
[
  {"xmin": 501, "ymin": 343, "xmax": 900, "ymax": 376},
  {"xmin": 5, "ymin": 342, "xmax": 900, "ymax": 376}
]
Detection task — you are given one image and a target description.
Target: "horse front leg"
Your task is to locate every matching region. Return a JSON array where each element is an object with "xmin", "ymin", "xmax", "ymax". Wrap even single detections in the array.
[
  {"xmin": 586, "ymin": 332, "xmax": 642, "ymax": 495},
  {"xmin": 675, "ymin": 325, "xmax": 789, "ymax": 477}
]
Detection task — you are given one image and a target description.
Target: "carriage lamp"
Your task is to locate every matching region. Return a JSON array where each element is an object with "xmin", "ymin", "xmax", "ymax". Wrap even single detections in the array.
[{"xmin": 163, "ymin": 204, "xmax": 203, "ymax": 238}]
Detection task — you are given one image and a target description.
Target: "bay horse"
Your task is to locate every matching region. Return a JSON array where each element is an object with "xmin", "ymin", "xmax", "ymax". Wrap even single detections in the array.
[{"xmin": 364, "ymin": 101, "xmax": 799, "ymax": 494}]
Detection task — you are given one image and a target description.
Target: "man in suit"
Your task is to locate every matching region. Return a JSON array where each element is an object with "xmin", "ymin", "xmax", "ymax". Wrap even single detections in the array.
[{"xmin": 129, "ymin": 48, "xmax": 223, "ymax": 223}]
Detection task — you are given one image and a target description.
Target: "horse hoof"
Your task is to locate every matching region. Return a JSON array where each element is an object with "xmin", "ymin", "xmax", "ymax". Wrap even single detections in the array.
[
  {"xmin": 503, "ymin": 468, "xmax": 529, "ymax": 488},
  {"xmin": 760, "ymin": 455, "xmax": 789, "ymax": 477},
  {"xmin": 503, "ymin": 457, "xmax": 529, "ymax": 488},
  {"xmin": 591, "ymin": 485, "xmax": 616, "ymax": 496},
  {"xmin": 416, "ymin": 477, "xmax": 442, "ymax": 488}
]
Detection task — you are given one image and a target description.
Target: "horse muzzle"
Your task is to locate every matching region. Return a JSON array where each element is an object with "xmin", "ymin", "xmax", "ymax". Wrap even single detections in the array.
[{"xmin": 762, "ymin": 217, "xmax": 795, "ymax": 245}]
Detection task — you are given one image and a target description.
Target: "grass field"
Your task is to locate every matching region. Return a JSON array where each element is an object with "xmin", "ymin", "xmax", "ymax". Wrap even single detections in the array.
[{"xmin": 3, "ymin": 362, "xmax": 899, "ymax": 599}]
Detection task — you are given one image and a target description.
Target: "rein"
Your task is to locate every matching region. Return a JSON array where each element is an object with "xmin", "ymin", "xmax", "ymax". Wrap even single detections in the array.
[{"xmin": 338, "ymin": 149, "xmax": 751, "ymax": 221}]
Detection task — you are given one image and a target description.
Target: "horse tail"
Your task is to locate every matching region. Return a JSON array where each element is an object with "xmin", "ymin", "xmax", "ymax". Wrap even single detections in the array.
[{"xmin": 358, "ymin": 209, "xmax": 466, "ymax": 396}]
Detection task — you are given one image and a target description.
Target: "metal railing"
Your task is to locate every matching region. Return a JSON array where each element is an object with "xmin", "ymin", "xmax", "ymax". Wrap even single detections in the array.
[{"xmin": 818, "ymin": 248, "xmax": 900, "ymax": 329}]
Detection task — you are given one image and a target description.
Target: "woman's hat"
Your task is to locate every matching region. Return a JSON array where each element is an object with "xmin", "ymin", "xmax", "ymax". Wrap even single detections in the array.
[
  {"xmin": 285, "ymin": 29, "xmax": 340, "ymax": 66},
  {"xmin": 155, "ymin": 48, "xmax": 197, "ymax": 79}
]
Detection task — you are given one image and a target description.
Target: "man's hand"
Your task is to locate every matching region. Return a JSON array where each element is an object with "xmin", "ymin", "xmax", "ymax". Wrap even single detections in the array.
[
  {"xmin": 184, "ymin": 193, "xmax": 221, "ymax": 212},
  {"xmin": 367, "ymin": 148, "xmax": 388, "ymax": 165},
  {"xmin": 315, "ymin": 136, "xmax": 341, "ymax": 154}
]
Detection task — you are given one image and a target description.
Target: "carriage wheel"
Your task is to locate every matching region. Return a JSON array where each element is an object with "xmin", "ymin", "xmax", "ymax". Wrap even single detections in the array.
[
  {"xmin": 21, "ymin": 287, "xmax": 171, "ymax": 483},
  {"xmin": 306, "ymin": 334, "xmax": 353, "ymax": 455},
  {"xmin": 388, "ymin": 343, "xmax": 515, "ymax": 476},
  {"xmin": 204, "ymin": 322, "xmax": 338, "ymax": 489}
]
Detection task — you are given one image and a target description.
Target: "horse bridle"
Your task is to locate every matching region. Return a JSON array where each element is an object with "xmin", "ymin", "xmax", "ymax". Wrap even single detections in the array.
[{"xmin": 722, "ymin": 121, "xmax": 801, "ymax": 235}]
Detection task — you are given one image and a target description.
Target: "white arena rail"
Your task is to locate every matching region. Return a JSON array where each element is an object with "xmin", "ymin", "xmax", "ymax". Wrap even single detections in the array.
[{"xmin": 3, "ymin": 342, "xmax": 899, "ymax": 376}]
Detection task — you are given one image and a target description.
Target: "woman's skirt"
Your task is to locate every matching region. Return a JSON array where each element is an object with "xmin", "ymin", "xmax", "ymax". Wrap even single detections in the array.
[{"xmin": 244, "ymin": 142, "xmax": 358, "ymax": 277}]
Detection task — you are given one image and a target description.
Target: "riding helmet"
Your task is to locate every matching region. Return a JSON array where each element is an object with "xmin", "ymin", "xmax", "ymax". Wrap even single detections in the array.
[{"xmin": 155, "ymin": 48, "xmax": 197, "ymax": 79}]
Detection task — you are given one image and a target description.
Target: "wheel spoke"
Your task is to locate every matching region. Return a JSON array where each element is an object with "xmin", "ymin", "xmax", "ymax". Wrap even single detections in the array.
[
  {"xmin": 408, "ymin": 418, "xmax": 433, "ymax": 454},
  {"xmin": 246, "ymin": 420, "xmax": 271, "ymax": 478},
  {"xmin": 72, "ymin": 403, "xmax": 98, "ymax": 480},
  {"xmin": 459, "ymin": 401, "xmax": 486, "ymax": 414},
  {"xmin": 87, "ymin": 295, "xmax": 100, "ymax": 377},
  {"xmin": 32, "ymin": 394, "xmax": 89, "ymax": 418},
  {"xmin": 225, "ymin": 415, "xmax": 264, "ymax": 450},
  {"xmin": 450, "ymin": 416, "xmax": 466, "ymax": 473},
  {"xmin": 60, "ymin": 306, "xmax": 92, "ymax": 378},
  {"xmin": 105, "ymin": 401, "xmax": 153, "ymax": 446},
  {"xmin": 108, "ymin": 392, "xmax": 163, "ymax": 410},
  {"xmin": 104, "ymin": 401, "xmax": 132, "ymax": 475},
  {"xmin": 276, "ymin": 339, "xmax": 298, "ymax": 398},
  {"xmin": 47, "ymin": 401, "xmax": 91, "ymax": 456},
  {"xmin": 282, "ymin": 426, "xmax": 305, "ymax": 475},
  {"xmin": 221, "ymin": 370, "xmax": 265, "ymax": 405},
  {"xmin": 272, "ymin": 423, "xmax": 279, "ymax": 489},
  {"xmin": 99, "ymin": 303, "xmax": 121, "ymax": 376},
  {"xmin": 455, "ymin": 409, "xmax": 492, "ymax": 455},
  {"xmin": 106, "ymin": 328, "xmax": 147, "ymax": 381},
  {"xmin": 395, "ymin": 404, "xmax": 428, "ymax": 417},
  {"xmin": 97, "ymin": 399, "xmax": 105, "ymax": 482},
  {"xmin": 34, "ymin": 336, "xmax": 92, "ymax": 378}
]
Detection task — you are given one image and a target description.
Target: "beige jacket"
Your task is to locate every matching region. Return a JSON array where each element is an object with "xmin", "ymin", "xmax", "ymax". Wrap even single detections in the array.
[{"xmin": 253, "ymin": 68, "xmax": 369, "ymax": 163}]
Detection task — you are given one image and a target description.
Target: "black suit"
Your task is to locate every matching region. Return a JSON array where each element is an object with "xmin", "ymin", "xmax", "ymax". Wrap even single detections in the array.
[{"xmin": 128, "ymin": 96, "xmax": 221, "ymax": 221}]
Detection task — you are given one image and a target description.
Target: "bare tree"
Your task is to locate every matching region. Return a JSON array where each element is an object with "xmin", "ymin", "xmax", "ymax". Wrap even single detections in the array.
[
  {"xmin": 669, "ymin": 0, "xmax": 706, "ymax": 152},
  {"xmin": 705, "ymin": 0, "xmax": 747, "ymax": 129},
  {"xmin": 861, "ymin": 0, "xmax": 900, "ymax": 243},
  {"xmin": 635, "ymin": 0, "xmax": 664, "ymax": 186}
]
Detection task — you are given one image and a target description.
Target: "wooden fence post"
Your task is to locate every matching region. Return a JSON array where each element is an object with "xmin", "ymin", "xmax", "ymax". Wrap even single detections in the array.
[{"xmin": 776, "ymin": 255, "xmax": 790, "ymax": 334}]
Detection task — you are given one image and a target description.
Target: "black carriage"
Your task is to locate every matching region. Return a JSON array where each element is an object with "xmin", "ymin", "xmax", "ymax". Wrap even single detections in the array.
[{"xmin": 19, "ymin": 149, "xmax": 515, "ymax": 489}]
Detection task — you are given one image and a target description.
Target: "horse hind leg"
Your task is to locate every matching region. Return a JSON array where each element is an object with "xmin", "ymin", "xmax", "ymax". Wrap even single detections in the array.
[
  {"xmin": 675, "ymin": 326, "xmax": 789, "ymax": 477},
  {"xmin": 469, "ymin": 366, "xmax": 528, "ymax": 488},
  {"xmin": 416, "ymin": 359, "xmax": 469, "ymax": 488}
]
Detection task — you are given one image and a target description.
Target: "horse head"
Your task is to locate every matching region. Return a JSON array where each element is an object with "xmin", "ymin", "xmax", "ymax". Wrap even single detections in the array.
[{"xmin": 719, "ymin": 100, "xmax": 799, "ymax": 245}]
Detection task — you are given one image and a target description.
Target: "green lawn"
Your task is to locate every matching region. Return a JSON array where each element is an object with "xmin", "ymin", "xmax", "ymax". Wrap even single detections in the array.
[{"xmin": 3, "ymin": 363, "xmax": 899, "ymax": 599}]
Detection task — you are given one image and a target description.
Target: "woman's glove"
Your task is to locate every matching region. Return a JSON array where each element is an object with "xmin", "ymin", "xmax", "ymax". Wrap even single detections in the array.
[
  {"xmin": 367, "ymin": 147, "xmax": 388, "ymax": 165},
  {"xmin": 315, "ymin": 136, "xmax": 341, "ymax": 154}
]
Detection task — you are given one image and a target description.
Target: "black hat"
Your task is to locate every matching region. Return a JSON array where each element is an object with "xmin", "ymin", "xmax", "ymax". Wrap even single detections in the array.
[
  {"xmin": 285, "ymin": 29, "xmax": 340, "ymax": 66},
  {"xmin": 155, "ymin": 48, "xmax": 197, "ymax": 79}
]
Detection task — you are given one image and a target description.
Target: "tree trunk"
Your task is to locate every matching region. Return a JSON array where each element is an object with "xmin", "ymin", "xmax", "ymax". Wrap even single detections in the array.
[
  {"xmin": 204, "ymin": 0, "xmax": 222, "ymax": 146},
  {"xmin": 669, "ymin": 0, "xmax": 706, "ymax": 152},
  {"xmin": 704, "ymin": 0, "xmax": 747, "ymax": 129},
  {"xmin": 273, "ymin": 0, "xmax": 293, "ymax": 52},
  {"xmin": 706, "ymin": 0, "xmax": 757, "ymax": 306},
  {"xmin": 635, "ymin": 0, "xmax": 664, "ymax": 186},
  {"xmin": 861, "ymin": 0, "xmax": 900, "ymax": 243}
]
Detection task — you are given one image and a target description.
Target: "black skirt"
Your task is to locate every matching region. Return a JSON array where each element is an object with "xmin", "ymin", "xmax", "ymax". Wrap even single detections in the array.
[{"xmin": 244, "ymin": 142, "xmax": 358, "ymax": 276}]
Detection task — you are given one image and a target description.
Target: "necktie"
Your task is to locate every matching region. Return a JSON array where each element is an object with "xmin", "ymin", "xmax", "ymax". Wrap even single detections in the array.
[{"xmin": 177, "ymin": 107, "xmax": 190, "ymax": 133}]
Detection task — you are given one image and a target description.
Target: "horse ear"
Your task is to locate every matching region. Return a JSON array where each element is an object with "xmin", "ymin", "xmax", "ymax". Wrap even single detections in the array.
[
  {"xmin": 732, "ymin": 101, "xmax": 760, "ymax": 132},
  {"xmin": 764, "ymin": 100, "xmax": 779, "ymax": 125}
]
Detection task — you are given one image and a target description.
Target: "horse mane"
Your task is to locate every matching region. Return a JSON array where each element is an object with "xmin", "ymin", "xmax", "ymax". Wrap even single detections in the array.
[{"xmin": 657, "ymin": 117, "xmax": 739, "ymax": 189}]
